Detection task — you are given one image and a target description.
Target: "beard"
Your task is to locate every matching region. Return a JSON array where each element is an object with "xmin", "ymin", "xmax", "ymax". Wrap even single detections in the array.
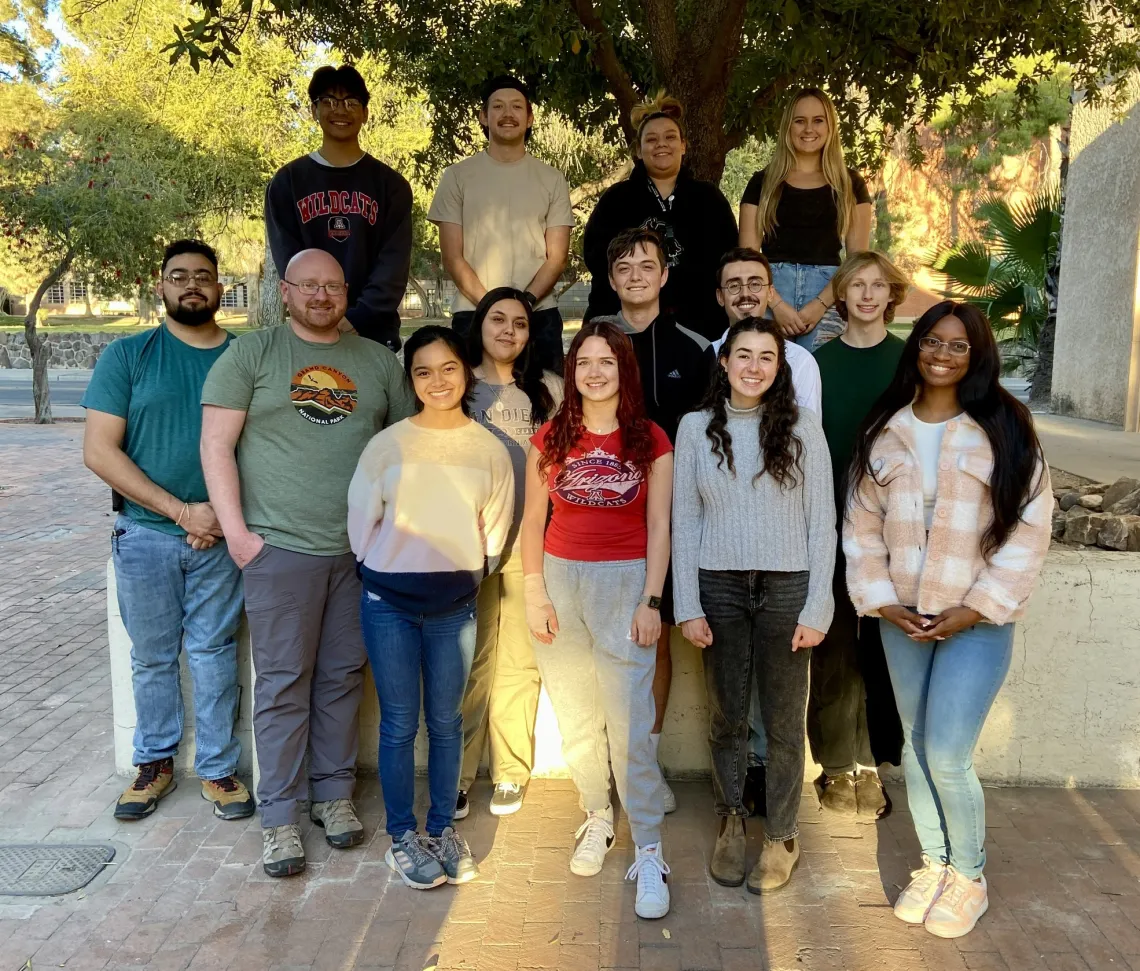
[{"xmin": 165, "ymin": 293, "xmax": 219, "ymax": 327}]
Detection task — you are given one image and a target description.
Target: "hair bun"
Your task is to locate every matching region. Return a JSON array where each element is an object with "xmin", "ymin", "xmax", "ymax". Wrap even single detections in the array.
[{"xmin": 631, "ymin": 90, "xmax": 684, "ymax": 130}]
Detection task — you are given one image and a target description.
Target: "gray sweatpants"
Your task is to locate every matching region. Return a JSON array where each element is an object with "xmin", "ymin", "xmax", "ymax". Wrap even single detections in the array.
[
  {"xmin": 533, "ymin": 553, "xmax": 664, "ymax": 846},
  {"xmin": 242, "ymin": 544, "xmax": 367, "ymax": 827}
]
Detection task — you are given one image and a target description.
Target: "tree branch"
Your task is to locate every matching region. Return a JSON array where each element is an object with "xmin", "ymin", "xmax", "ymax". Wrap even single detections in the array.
[
  {"xmin": 699, "ymin": 1, "xmax": 749, "ymax": 94},
  {"xmin": 567, "ymin": 0, "xmax": 640, "ymax": 142},
  {"xmin": 726, "ymin": 73, "xmax": 796, "ymax": 150},
  {"xmin": 642, "ymin": 0, "xmax": 679, "ymax": 79},
  {"xmin": 569, "ymin": 159, "xmax": 633, "ymax": 207}
]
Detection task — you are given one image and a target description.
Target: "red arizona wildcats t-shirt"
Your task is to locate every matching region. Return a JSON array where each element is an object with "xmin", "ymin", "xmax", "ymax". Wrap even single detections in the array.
[{"xmin": 531, "ymin": 421, "xmax": 672, "ymax": 561}]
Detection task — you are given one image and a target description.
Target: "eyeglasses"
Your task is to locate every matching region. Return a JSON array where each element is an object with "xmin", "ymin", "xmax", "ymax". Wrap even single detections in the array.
[
  {"xmin": 283, "ymin": 279, "xmax": 347, "ymax": 296},
  {"xmin": 313, "ymin": 96, "xmax": 364, "ymax": 112},
  {"xmin": 164, "ymin": 271, "xmax": 217, "ymax": 287},
  {"xmin": 918, "ymin": 336, "xmax": 971, "ymax": 356},
  {"xmin": 720, "ymin": 280, "xmax": 771, "ymax": 296}
]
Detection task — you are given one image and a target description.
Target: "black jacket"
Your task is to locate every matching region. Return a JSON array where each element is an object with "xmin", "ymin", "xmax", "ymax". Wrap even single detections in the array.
[
  {"xmin": 583, "ymin": 162, "xmax": 738, "ymax": 340},
  {"xmin": 595, "ymin": 311, "xmax": 716, "ymax": 444},
  {"xmin": 265, "ymin": 153, "xmax": 413, "ymax": 351}
]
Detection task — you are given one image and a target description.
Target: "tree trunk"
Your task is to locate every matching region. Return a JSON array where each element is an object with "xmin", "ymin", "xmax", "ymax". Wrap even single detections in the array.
[
  {"xmin": 663, "ymin": 67, "xmax": 732, "ymax": 183},
  {"xmin": 949, "ymin": 187, "xmax": 961, "ymax": 244},
  {"xmin": 1030, "ymin": 104, "xmax": 1072, "ymax": 408},
  {"xmin": 245, "ymin": 271, "xmax": 260, "ymax": 327},
  {"xmin": 83, "ymin": 276, "xmax": 93, "ymax": 316},
  {"xmin": 25, "ymin": 251, "xmax": 74, "ymax": 424},
  {"xmin": 258, "ymin": 238, "xmax": 284, "ymax": 326},
  {"xmin": 407, "ymin": 276, "xmax": 436, "ymax": 319},
  {"xmin": 137, "ymin": 288, "xmax": 155, "ymax": 325}
]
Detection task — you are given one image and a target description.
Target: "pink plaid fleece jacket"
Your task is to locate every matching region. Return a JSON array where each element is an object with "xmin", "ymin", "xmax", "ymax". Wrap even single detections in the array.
[{"xmin": 842, "ymin": 408, "xmax": 1052, "ymax": 625}]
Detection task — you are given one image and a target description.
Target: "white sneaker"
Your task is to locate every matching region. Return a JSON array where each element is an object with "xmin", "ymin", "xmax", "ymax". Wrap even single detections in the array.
[
  {"xmin": 660, "ymin": 770, "xmax": 677, "ymax": 814},
  {"xmin": 893, "ymin": 855, "xmax": 949, "ymax": 924},
  {"xmin": 570, "ymin": 806, "xmax": 615, "ymax": 876},
  {"xmin": 924, "ymin": 869, "xmax": 988, "ymax": 939},
  {"xmin": 626, "ymin": 842, "xmax": 671, "ymax": 919}
]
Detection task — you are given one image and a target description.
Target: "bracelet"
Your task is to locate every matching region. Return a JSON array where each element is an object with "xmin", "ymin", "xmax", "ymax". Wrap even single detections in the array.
[
  {"xmin": 814, "ymin": 297, "xmax": 829, "ymax": 311},
  {"xmin": 175, "ymin": 503, "xmax": 189, "ymax": 527}
]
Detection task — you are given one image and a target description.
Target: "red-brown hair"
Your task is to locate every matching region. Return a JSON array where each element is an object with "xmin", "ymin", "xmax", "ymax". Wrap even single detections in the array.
[{"xmin": 538, "ymin": 320, "xmax": 657, "ymax": 481}]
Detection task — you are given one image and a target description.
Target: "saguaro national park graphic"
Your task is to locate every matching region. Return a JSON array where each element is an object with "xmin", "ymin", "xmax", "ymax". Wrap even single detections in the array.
[{"xmin": 290, "ymin": 365, "xmax": 358, "ymax": 425}]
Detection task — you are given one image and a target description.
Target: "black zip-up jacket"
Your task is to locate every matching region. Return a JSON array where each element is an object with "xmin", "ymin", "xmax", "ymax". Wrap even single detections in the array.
[
  {"xmin": 595, "ymin": 311, "xmax": 716, "ymax": 444},
  {"xmin": 265, "ymin": 152, "xmax": 413, "ymax": 351},
  {"xmin": 583, "ymin": 161, "xmax": 738, "ymax": 340}
]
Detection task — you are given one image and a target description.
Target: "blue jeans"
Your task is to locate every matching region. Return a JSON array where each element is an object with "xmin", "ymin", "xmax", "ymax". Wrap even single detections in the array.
[
  {"xmin": 879, "ymin": 618, "xmax": 1014, "ymax": 879},
  {"xmin": 769, "ymin": 262, "xmax": 846, "ymax": 351},
  {"xmin": 361, "ymin": 592, "xmax": 478, "ymax": 838},
  {"xmin": 112, "ymin": 515, "xmax": 244, "ymax": 780}
]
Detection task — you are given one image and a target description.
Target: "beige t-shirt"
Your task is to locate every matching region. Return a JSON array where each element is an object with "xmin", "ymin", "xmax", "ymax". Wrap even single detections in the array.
[{"xmin": 428, "ymin": 151, "xmax": 574, "ymax": 313}]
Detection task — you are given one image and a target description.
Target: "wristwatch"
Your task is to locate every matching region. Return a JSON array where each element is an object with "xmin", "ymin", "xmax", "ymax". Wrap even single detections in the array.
[
  {"xmin": 522, "ymin": 290, "xmax": 538, "ymax": 309},
  {"xmin": 639, "ymin": 594, "xmax": 662, "ymax": 610}
]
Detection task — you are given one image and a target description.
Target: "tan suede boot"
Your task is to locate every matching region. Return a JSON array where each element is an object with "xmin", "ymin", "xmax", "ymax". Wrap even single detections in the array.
[
  {"xmin": 746, "ymin": 837, "xmax": 800, "ymax": 894},
  {"xmin": 709, "ymin": 815, "xmax": 746, "ymax": 887}
]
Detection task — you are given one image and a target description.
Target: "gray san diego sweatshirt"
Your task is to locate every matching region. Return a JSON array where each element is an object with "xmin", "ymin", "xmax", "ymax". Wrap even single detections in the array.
[{"xmin": 670, "ymin": 402, "xmax": 836, "ymax": 631}]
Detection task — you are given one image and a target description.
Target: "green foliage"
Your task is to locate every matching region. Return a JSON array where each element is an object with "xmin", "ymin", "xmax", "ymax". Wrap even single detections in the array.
[
  {"xmin": 927, "ymin": 189, "xmax": 1060, "ymax": 353},
  {"xmin": 164, "ymin": 0, "xmax": 1140, "ymax": 180}
]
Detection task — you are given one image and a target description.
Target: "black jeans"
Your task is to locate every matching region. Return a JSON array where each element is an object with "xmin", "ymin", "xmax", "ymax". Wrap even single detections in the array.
[
  {"xmin": 451, "ymin": 307, "xmax": 565, "ymax": 375},
  {"xmin": 700, "ymin": 568, "xmax": 809, "ymax": 841},
  {"xmin": 807, "ymin": 553, "xmax": 902, "ymax": 775}
]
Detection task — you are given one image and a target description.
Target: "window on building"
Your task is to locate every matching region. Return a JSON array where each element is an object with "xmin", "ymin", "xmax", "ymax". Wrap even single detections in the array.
[
  {"xmin": 220, "ymin": 283, "xmax": 247, "ymax": 309},
  {"xmin": 69, "ymin": 280, "xmax": 89, "ymax": 302},
  {"xmin": 46, "ymin": 283, "xmax": 65, "ymax": 304}
]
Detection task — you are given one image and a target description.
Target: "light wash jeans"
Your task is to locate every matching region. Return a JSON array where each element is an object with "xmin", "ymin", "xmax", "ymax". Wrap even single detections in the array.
[
  {"xmin": 769, "ymin": 262, "xmax": 846, "ymax": 351},
  {"xmin": 533, "ymin": 554, "xmax": 664, "ymax": 846},
  {"xmin": 361, "ymin": 591, "xmax": 478, "ymax": 838},
  {"xmin": 879, "ymin": 618, "xmax": 1014, "ymax": 879},
  {"xmin": 112, "ymin": 515, "xmax": 244, "ymax": 780}
]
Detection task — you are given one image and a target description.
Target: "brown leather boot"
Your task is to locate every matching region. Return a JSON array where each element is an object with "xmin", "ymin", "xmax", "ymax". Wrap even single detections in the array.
[
  {"xmin": 747, "ymin": 837, "xmax": 800, "ymax": 894},
  {"xmin": 820, "ymin": 772, "xmax": 858, "ymax": 815},
  {"xmin": 709, "ymin": 815, "xmax": 746, "ymax": 887}
]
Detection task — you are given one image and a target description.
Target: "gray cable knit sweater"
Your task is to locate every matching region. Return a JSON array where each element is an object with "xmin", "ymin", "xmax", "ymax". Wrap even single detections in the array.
[{"xmin": 671, "ymin": 402, "xmax": 836, "ymax": 631}]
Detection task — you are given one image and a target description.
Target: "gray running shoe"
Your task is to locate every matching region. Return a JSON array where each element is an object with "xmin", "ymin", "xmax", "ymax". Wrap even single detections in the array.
[
  {"xmin": 386, "ymin": 830, "xmax": 447, "ymax": 890},
  {"xmin": 433, "ymin": 826, "xmax": 479, "ymax": 884},
  {"xmin": 262, "ymin": 823, "xmax": 306, "ymax": 878},
  {"xmin": 310, "ymin": 798, "xmax": 365, "ymax": 848}
]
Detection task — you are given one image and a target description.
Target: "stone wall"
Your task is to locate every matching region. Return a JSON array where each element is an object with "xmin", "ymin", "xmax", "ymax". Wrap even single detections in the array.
[{"xmin": 0, "ymin": 331, "xmax": 123, "ymax": 369}]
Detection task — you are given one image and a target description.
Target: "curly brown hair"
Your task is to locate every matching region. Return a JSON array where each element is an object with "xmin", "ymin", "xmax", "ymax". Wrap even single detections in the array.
[
  {"xmin": 699, "ymin": 316, "xmax": 803, "ymax": 489},
  {"xmin": 537, "ymin": 320, "xmax": 658, "ymax": 482}
]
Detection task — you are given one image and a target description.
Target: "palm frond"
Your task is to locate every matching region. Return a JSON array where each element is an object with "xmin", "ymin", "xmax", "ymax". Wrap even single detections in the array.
[{"xmin": 926, "ymin": 240, "xmax": 995, "ymax": 294}]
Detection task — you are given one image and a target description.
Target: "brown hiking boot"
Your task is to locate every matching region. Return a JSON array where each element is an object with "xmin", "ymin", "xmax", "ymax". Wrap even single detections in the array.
[
  {"xmin": 819, "ymin": 772, "xmax": 858, "ymax": 815},
  {"xmin": 709, "ymin": 815, "xmax": 746, "ymax": 887},
  {"xmin": 747, "ymin": 837, "xmax": 800, "ymax": 894},
  {"xmin": 855, "ymin": 769, "xmax": 890, "ymax": 820},
  {"xmin": 114, "ymin": 758, "xmax": 175, "ymax": 820},
  {"xmin": 201, "ymin": 776, "xmax": 256, "ymax": 820}
]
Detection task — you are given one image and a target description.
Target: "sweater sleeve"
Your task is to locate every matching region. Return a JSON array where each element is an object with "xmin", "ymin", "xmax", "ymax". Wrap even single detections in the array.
[
  {"xmin": 670, "ymin": 414, "xmax": 705, "ymax": 624},
  {"xmin": 346, "ymin": 437, "xmax": 387, "ymax": 561},
  {"xmin": 345, "ymin": 172, "xmax": 414, "ymax": 348},
  {"xmin": 797, "ymin": 412, "xmax": 836, "ymax": 631},
  {"xmin": 481, "ymin": 441, "xmax": 516, "ymax": 574},
  {"xmin": 265, "ymin": 170, "xmax": 303, "ymax": 279},
  {"xmin": 842, "ymin": 453, "xmax": 900, "ymax": 617},
  {"xmin": 962, "ymin": 460, "xmax": 1053, "ymax": 624}
]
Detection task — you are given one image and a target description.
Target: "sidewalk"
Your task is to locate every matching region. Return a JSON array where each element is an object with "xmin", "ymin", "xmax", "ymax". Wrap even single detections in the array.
[
  {"xmin": 1034, "ymin": 413, "xmax": 1140, "ymax": 483},
  {"xmin": 3, "ymin": 424, "xmax": 1140, "ymax": 970}
]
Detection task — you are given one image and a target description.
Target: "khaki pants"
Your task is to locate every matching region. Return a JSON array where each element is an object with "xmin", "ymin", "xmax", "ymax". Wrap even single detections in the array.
[{"xmin": 460, "ymin": 552, "xmax": 541, "ymax": 790}]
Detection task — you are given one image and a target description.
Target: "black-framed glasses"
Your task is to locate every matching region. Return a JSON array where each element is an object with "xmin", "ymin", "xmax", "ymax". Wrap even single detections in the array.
[
  {"xmin": 313, "ymin": 96, "xmax": 364, "ymax": 112},
  {"xmin": 918, "ymin": 336, "xmax": 971, "ymax": 356},
  {"xmin": 283, "ymin": 279, "xmax": 348, "ymax": 296},
  {"xmin": 164, "ymin": 271, "xmax": 217, "ymax": 287},
  {"xmin": 720, "ymin": 280, "xmax": 770, "ymax": 296}
]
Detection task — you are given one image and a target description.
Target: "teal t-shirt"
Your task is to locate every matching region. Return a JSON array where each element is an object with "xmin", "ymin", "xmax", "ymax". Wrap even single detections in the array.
[{"xmin": 81, "ymin": 325, "xmax": 233, "ymax": 535}]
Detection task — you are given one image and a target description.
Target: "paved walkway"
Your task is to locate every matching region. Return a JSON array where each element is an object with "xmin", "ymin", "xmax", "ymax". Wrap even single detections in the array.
[
  {"xmin": 3, "ymin": 424, "xmax": 1140, "ymax": 970},
  {"xmin": 1034, "ymin": 413, "xmax": 1140, "ymax": 483}
]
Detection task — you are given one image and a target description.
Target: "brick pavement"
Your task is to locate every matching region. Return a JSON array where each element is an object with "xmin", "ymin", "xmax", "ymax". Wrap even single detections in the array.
[{"xmin": 2, "ymin": 423, "xmax": 1140, "ymax": 970}]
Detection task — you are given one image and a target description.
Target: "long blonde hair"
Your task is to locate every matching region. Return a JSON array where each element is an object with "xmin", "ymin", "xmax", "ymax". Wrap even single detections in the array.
[{"xmin": 754, "ymin": 88, "xmax": 855, "ymax": 244}]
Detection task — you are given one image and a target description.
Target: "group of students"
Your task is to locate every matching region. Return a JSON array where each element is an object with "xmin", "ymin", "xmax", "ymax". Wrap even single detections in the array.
[{"xmin": 79, "ymin": 65, "xmax": 1054, "ymax": 946}]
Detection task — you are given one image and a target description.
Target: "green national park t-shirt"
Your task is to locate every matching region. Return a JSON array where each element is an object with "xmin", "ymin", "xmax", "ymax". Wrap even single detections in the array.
[
  {"xmin": 201, "ymin": 324, "xmax": 415, "ymax": 556},
  {"xmin": 81, "ymin": 324, "xmax": 233, "ymax": 536}
]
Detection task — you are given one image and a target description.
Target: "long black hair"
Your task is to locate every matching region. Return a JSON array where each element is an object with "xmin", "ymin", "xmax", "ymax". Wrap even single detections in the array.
[
  {"xmin": 699, "ymin": 316, "xmax": 803, "ymax": 488},
  {"xmin": 847, "ymin": 300, "xmax": 1046, "ymax": 557},
  {"xmin": 404, "ymin": 324, "xmax": 475, "ymax": 416},
  {"xmin": 464, "ymin": 286, "xmax": 555, "ymax": 423}
]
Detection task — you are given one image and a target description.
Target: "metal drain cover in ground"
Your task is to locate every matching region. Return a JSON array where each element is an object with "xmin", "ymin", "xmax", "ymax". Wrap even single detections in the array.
[{"xmin": 0, "ymin": 844, "xmax": 115, "ymax": 896}]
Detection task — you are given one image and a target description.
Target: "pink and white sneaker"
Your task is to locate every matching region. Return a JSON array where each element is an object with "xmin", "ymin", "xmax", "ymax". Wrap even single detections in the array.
[
  {"xmin": 893, "ymin": 855, "xmax": 949, "ymax": 924},
  {"xmin": 923, "ymin": 868, "xmax": 988, "ymax": 938}
]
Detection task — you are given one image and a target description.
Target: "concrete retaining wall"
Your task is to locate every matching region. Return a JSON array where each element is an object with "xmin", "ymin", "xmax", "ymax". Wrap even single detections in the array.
[{"xmin": 108, "ymin": 549, "xmax": 1140, "ymax": 787}]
